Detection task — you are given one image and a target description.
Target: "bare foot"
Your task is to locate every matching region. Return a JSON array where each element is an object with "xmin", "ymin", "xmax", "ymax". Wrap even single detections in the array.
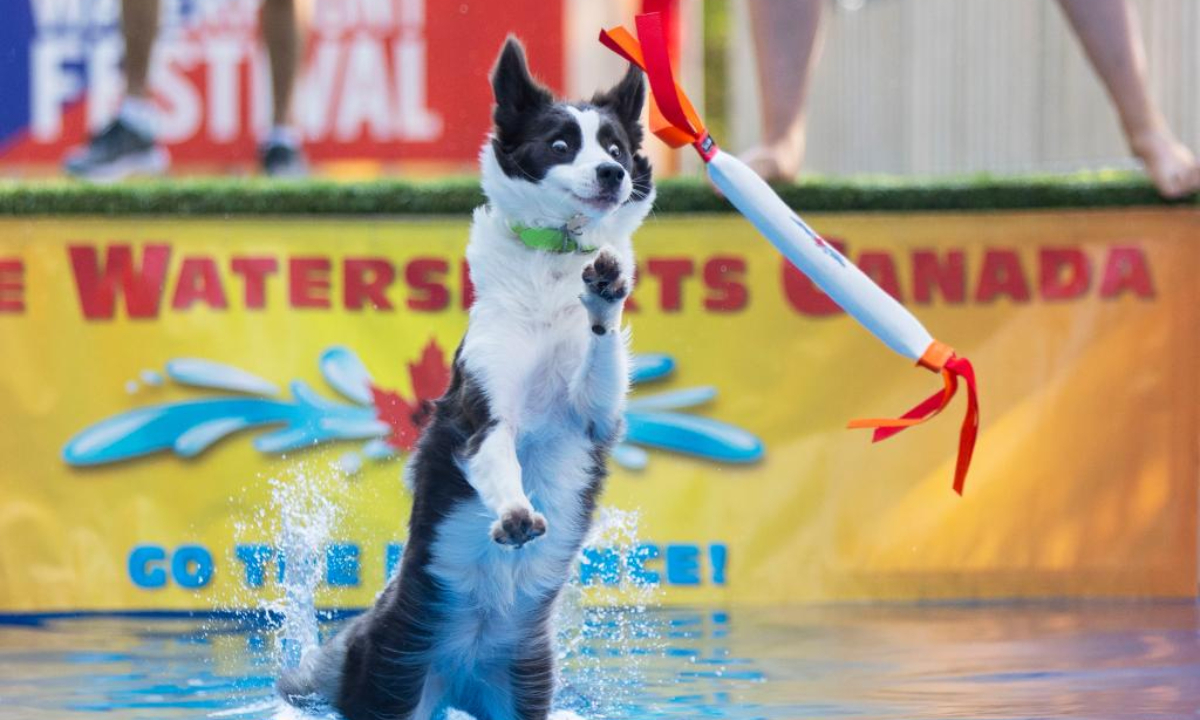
[
  {"xmin": 1129, "ymin": 129, "xmax": 1200, "ymax": 199},
  {"xmin": 740, "ymin": 142, "xmax": 803, "ymax": 183}
]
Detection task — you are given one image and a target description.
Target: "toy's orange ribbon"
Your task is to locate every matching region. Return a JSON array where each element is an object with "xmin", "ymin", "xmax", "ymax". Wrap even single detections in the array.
[
  {"xmin": 599, "ymin": 15, "xmax": 717, "ymax": 159},
  {"xmin": 847, "ymin": 341, "xmax": 980, "ymax": 495}
]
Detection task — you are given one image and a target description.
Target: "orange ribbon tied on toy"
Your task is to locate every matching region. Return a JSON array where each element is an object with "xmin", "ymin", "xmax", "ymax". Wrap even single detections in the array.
[
  {"xmin": 600, "ymin": 15, "xmax": 718, "ymax": 160},
  {"xmin": 847, "ymin": 341, "xmax": 980, "ymax": 495}
]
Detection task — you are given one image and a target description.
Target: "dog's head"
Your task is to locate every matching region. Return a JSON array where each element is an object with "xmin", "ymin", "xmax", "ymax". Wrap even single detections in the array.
[{"xmin": 481, "ymin": 37, "xmax": 653, "ymax": 229}]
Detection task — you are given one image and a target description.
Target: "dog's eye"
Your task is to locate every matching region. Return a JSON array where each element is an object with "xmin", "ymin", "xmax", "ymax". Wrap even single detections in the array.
[
  {"xmin": 551, "ymin": 139, "xmax": 569, "ymax": 154},
  {"xmin": 608, "ymin": 144, "xmax": 623, "ymax": 159}
]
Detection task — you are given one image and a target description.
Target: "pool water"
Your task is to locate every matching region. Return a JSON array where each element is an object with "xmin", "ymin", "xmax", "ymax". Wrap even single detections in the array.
[{"xmin": 1, "ymin": 602, "xmax": 1198, "ymax": 719}]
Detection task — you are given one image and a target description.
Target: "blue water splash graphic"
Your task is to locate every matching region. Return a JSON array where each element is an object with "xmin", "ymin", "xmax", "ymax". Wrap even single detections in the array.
[
  {"xmin": 62, "ymin": 348, "xmax": 763, "ymax": 469},
  {"xmin": 166, "ymin": 358, "xmax": 280, "ymax": 396},
  {"xmin": 63, "ymin": 348, "xmax": 383, "ymax": 467},
  {"xmin": 618, "ymin": 355, "xmax": 764, "ymax": 468}
]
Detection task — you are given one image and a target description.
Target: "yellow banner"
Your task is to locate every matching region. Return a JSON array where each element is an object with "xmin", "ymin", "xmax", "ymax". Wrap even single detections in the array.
[{"xmin": 0, "ymin": 209, "xmax": 1196, "ymax": 613}]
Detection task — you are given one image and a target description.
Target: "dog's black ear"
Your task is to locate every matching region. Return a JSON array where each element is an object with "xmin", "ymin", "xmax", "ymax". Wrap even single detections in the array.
[
  {"xmin": 491, "ymin": 37, "xmax": 552, "ymax": 133},
  {"xmin": 592, "ymin": 64, "xmax": 646, "ymax": 149}
]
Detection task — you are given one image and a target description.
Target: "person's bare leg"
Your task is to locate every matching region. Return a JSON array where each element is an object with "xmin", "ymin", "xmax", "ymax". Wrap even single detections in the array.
[
  {"xmin": 1057, "ymin": 0, "xmax": 1200, "ymax": 198},
  {"xmin": 741, "ymin": 0, "xmax": 825, "ymax": 182},
  {"xmin": 261, "ymin": 0, "xmax": 301, "ymax": 128},
  {"xmin": 122, "ymin": 0, "xmax": 159, "ymax": 99},
  {"xmin": 259, "ymin": 0, "xmax": 309, "ymax": 175}
]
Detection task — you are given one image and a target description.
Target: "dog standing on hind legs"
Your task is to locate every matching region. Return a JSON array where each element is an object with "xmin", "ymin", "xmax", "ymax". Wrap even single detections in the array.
[{"xmin": 277, "ymin": 36, "xmax": 654, "ymax": 720}]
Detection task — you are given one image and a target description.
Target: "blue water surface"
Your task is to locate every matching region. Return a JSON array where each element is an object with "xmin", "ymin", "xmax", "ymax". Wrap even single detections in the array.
[{"xmin": 1, "ymin": 603, "xmax": 1198, "ymax": 719}]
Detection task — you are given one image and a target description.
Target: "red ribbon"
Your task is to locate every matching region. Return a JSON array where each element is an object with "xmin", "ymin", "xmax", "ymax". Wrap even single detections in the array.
[
  {"xmin": 600, "ymin": 15, "xmax": 713, "ymax": 155},
  {"xmin": 640, "ymin": 0, "xmax": 678, "ymax": 58},
  {"xmin": 634, "ymin": 13, "xmax": 697, "ymax": 139},
  {"xmin": 848, "ymin": 354, "xmax": 980, "ymax": 495}
]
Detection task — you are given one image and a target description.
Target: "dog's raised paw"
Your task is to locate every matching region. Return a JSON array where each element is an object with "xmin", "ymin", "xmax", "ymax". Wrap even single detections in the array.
[
  {"xmin": 582, "ymin": 250, "xmax": 627, "ymax": 303},
  {"xmin": 490, "ymin": 506, "xmax": 547, "ymax": 548}
]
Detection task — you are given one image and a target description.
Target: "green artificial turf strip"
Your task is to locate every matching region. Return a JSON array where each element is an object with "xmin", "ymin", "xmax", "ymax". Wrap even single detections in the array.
[{"xmin": 0, "ymin": 170, "xmax": 1192, "ymax": 217}]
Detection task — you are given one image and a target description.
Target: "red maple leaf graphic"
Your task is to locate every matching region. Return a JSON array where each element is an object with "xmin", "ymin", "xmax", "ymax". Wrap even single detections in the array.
[
  {"xmin": 370, "ymin": 386, "xmax": 422, "ymax": 451},
  {"xmin": 370, "ymin": 339, "xmax": 452, "ymax": 451},
  {"xmin": 409, "ymin": 340, "xmax": 451, "ymax": 404}
]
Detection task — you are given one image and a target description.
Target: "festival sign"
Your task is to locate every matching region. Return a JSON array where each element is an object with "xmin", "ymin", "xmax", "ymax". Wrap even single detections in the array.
[
  {"xmin": 0, "ymin": 209, "xmax": 1195, "ymax": 613},
  {"xmin": 0, "ymin": 0, "xmax": 563, "ymax": 168}
]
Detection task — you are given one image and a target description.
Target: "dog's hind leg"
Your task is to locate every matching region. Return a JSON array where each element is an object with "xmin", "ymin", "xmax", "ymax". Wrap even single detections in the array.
[
  {"xmin": 408, "ymin": 672, "xmax": 447, "ymax": 720},
  {"xmin": 452, "ymin": 636, "xmax": 555, "ymax": 720},
  {"xmin": 508, "ymin": 631, "xmax": 556, "ymax": 720},
  {"xmin": 328, "ymin": 598, "xmax": 440, "ymax": 720},
  {"xmin": 275, "ymin": 625, "xmax": 351, "ymax": 709}
]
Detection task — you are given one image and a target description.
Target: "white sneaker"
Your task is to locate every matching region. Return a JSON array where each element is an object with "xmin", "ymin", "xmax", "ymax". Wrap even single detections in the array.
[{"xmin": 64, "ymin": 118, "xmax": 169, "ymax": 182}]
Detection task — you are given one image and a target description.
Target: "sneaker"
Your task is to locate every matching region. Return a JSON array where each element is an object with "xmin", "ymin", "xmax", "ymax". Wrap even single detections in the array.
[
  {"xmin": 63, "ymin": 118, "xmax": 169, "ymax": 181},
  {"xmin": 260, "ymin": 141, "xmax": 308, "ymax": 178}
]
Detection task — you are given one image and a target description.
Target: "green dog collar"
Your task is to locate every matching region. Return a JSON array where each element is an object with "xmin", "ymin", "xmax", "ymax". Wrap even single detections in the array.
[{"xmin": 510, "ymin": 218, "xmax": 597, "ymax": 254}]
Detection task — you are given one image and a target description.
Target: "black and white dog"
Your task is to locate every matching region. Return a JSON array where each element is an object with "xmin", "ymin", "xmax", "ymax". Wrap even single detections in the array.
[{"xmin": 278, "ymin": 37, "xmax": 653, "ymax": 720}]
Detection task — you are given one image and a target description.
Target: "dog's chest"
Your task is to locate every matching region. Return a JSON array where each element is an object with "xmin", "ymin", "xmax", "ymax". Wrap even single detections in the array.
[{"xmin": 470, "ymin": 259, "xmax": 598, "ymax": 420}]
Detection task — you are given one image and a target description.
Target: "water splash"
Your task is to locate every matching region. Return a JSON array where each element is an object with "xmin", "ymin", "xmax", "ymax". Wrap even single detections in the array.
[
  {"xmin": 214, "ymin": 459, "xmax": 659, "ymax": 720},
  {"xmin": 221, "ymin": 463, "xmax": 343, "ymax": 670},
  {"xmin": 213, "ymin": 697, "xmax": 343, "ymax": 720},
  {"xmin": 215, "ymin": 463, "xmax": 347, "ymax": 720},
  {"xmin": 556, "ymin": 507, "xmax": 664, "ymax": 720},
  {"xmin": 267, "ymin": 470, "xmax": 339, "ymax": 670},
  {"xmin": 446, "ymin": 711, "xmax": 587, "ymax": 720}
]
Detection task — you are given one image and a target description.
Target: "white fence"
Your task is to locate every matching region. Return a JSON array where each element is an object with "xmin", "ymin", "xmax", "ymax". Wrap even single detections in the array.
[{"xmin": 728, "ymin": 0, "xmax": 1200, "ymax": 177}]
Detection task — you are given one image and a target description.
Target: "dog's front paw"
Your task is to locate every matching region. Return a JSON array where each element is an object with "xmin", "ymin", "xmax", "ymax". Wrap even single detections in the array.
[
  {"xmin": 490, "ymin": 506, "xmax": 547, "ymax": 548},
  {"xmin": 581, "ymin": 250, "xmax": 627, "ymax": 334},
  {"xmin": 582, "ymin": 249, "xmax": 628, "ymax": 304}
]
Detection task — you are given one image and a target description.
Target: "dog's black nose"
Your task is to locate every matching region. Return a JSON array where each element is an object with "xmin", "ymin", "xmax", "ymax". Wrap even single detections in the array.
[{"xmin": 596, "ymin": 163, "xmax": 625, "ymax": 190}]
